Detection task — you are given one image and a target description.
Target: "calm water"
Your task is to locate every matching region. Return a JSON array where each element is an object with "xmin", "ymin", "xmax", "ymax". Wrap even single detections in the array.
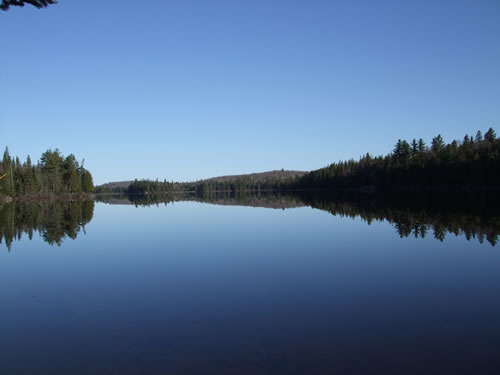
[{"xmin": 1, "ymin": 196, "xmax": 500, "ymax": 374}]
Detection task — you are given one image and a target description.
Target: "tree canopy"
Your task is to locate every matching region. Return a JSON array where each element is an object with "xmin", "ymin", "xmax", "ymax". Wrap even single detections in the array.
[
  {"xmin": 0, "ymin": 147, "xmax": 94, "ymax": 197},
  {"xmin": 0, "ymin": 0, "xmax": 57, "ymax": 11}
]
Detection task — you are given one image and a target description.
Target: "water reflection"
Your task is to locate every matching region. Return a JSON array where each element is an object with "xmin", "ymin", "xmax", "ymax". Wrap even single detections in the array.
[
  {"xmin": 98, "ymin": 191, "xmax": 500, "ymax": 246},
  {"xmin": 0, "ymin": 199, "xmax": 94, "ymax": 249},
  {"xmin": 1, "ymin": 192, "xmax": 498, "ymax": 249}
]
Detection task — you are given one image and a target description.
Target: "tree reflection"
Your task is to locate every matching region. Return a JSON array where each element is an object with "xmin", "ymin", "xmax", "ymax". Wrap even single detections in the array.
[
  {"xmin": 298, "ymin": 191, "xmax": 500, "ymax": 247},
  {"xmin": 3, "ymin": 191, "xmax": 497, "ymax": 249},
  {"xmin": 0, "ymin": 200, "xmax": 94, "ymax": 250},
  {"xmin": 97, "ymin": 191, "xmax": 499, "ymax": 246}
]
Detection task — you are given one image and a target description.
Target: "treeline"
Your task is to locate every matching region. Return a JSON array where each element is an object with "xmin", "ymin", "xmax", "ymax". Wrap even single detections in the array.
[
  {"xmin": 126, "ymin": 179, "xmax": 175, "ymax": 195},
  {"xmin": 298, "ymin": 128, "xmax": 499, "ymax": 190},
  {"xmin": 94, "ymin": 127, "xmax": 499, "ymax": 195},
  {"xmin": 0, "ymin": 148, "xmax": 94, "ymax": 197},
  {"xmin": 0, "ymin": 199, "xmax": 94, "ymax": 249},
  {"xmin": 183, "ymin": 176, "xmax": 300, "ymax": 194},
  {"xmin": 96, "ymin": 176, "xmax": 301, "ymax": 195}
]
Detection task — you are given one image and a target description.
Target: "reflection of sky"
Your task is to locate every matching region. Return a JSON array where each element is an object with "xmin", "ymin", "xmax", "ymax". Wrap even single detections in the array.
[{"xmin": 1, "ymin": 202, "xmax": 499, "ymax": 373}]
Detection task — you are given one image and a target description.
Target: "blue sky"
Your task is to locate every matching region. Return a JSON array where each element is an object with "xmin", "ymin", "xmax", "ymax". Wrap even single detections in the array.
[{"xmin": 1, "ymin": 0, "xmax": 499, "ymax": 184}]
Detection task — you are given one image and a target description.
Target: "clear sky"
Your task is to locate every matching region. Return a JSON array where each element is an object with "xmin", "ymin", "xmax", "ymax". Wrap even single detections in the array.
[{"xmin": 1, "ymin": 0, "xmax": 499, "ymax": 184}]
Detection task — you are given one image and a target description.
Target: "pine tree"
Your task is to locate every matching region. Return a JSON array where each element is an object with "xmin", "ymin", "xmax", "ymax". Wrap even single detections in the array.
[
  {"xmin": 40, "ymin": 149, "xmax": 63, "ymax": 193},
  {"xmin": 23, "ymin": 155, "xmax": 34, "ymax": 195},
  {"xmin": 411, "ymin": 139, "xmax": 418, "ymax": 158},
  {"xmin": 417, "ymin": 138, "xmax": 426, "ymax": 152},
  {"xmin": 484, "ymin": 127, "xmax": 496, "ymax": 142},
  {"xmin": 431, "ymin": 135, "xmax": 445, "ymax": 153},
  {"xmin": 475, "ymin": 130, "xmax": 483, "ymax": 142},
  {"xmin": 81, "ymin": 170, "xmax": 94, "ymax": 193},
  {"xmin": 1, "ymin": 147, "xmax": 14, "ymax": 195}
]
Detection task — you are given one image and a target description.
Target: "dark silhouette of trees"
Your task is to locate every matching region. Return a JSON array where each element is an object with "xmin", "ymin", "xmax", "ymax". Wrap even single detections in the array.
[
  {"xmin": 126, "ymin": 179, "xmax": 175, "ymax": 195},
  {"xmin": 1, "ymin": 0, "xmax": 57, "ymax": 11},
  {"xmin": 485, "ymin": 127, "xmax": 497, "ymax": 142},
  {"xmin": 95, "ymin": 127, "xmax": 498, "ymax": 197},
  {"xmin": 298, "ymin": 128, "xmax": 499, "ymax": 191}
]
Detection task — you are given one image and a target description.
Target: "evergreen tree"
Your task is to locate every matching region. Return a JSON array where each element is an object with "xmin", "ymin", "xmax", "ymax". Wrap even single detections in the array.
[
  {"xmin": 431, "ymin": 134, "xmax": 445, "ymax": 153},
  {"xmin": 417, "ymin": 138, "xmax": 426, "ymax": 152},
  {"xmin": 485, "ymin": 127, "xmax": 496, "ymax": 142},
  {"xmin": 63, "ymin": 155, "xmax": 80, "ymax": 193},
  {"xmin": 23, "ymin": 155, "xmax": 34, "ymax": 195},
  {"xmin": 0, "ymin": 148, "xmax": 94, "ymax": 197},
  {"xmin": 411, "ymin": 139, "xmax": 418, "ymax": 158},
  {"xmin": 40, "ymin": 149, "xmax": 65, "ymax": 193},
  {"xmin": 475, "ymin": 130, "xmax": 483, "ymax": 142},
  {"xmin": 81, "ymin": 170, "xmax": 94, "ymax": 193},
  {"xmin": 1, "ymin": 147, "xmax": 14, "ymax": 195}
]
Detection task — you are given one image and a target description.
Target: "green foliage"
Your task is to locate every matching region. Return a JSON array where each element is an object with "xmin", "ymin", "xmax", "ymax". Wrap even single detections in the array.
[
  {"xmin": 485, "ymin": 127, "xmax": 496, "ymax": 142},
  {"xmin": 0, "ymin": 148, "xmax": 94, "ymax": 197},
  {"xmin": 126, "ymin": 179, "xmax": 175, "ymax": 195},
  {"xmin": 81, "ymin": 170, "xmax": 94, "ymax": 193},
  {"xmin": 1, "ymin": 147, "xmax": 14, "ymax": 195},
  {"xmin": 431, "ymin": 134, "xmax": 445, "ymax": 153}
]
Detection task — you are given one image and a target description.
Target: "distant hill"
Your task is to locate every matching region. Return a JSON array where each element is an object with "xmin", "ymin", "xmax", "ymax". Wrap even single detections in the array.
[
  {"xmin": 96, "ymin": 180, "xmax": 133, "ymax": 191},
  {"xmin": 194, "ymin": 170, "xmax": 308, "ymax": 184}
]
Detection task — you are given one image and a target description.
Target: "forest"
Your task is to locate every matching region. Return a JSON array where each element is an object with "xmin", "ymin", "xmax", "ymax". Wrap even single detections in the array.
[
  {"xmin": 0, "ymin": 148, "xmax": 94, "ymax": 198},
  {"xmin": 3, "ymin": 128, "xmax": 498, "ymax": 199},
  {"xmin": 298, "ymin": 128, "xmax": 499, "ymax": 191},
  {"xmin": 95, "ymin": 127, "xmax": 499, "ymax": 195}
]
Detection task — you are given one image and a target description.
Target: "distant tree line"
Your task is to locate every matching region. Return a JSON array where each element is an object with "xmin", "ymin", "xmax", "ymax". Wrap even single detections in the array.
[
  {"xmin": 297, "ymin": 128, "xmax": 499, "ymax": 191},
  {"xmin": 182, "ymin": 176, "xmax": 300, "ymax": 195},
  {"xmin": 0, "ymin": 147, "xmax": 94, "ymax": 197},
  {"xmin": 95, "ymin": 176, "xmax": 301, "ymax": 195},
  {"xmin": 126, "ymin": 179, "xmax": 176, "ymax": 195},
  {"xmin": 95, "ymin": 127, "xmax": 499, "ymax": 195},
  {"xmin": 95, "ymin": 175, "xmax": 302, "ymax": 195}
]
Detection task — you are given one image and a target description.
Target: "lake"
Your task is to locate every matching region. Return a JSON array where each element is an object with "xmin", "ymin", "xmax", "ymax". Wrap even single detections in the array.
[{"xmin": 1, "ymin": 194, "xmax": 499, "ymax": 374}]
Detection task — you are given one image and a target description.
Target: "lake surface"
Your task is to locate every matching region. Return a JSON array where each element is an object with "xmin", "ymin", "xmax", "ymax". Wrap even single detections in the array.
[{"xmin": 1, "ymin": 195, "xmax": 500, "ymax": 374}]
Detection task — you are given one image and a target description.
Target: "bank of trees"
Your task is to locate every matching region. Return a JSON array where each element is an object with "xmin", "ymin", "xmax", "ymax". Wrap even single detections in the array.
[
  {"xmin": 185, "ymin": 175, "xmax": 300, "ymax": 195},
  {"xmin": 0, "ymin": 148, "xmax": 94, "ymax": 197},
  {"xmin": 126, "ymin": 179, "xmax": 175, "ymax": 195},
  {"xmin": 95, "ymin": 127, "xmax": 499, "ymax": 196},
  {"xmin": 298, "ymin": 128, "xmax": 499, "ymax": 190}
]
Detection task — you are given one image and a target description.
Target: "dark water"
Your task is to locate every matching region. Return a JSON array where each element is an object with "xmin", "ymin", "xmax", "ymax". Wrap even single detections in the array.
[{"xmin": 1, "ymin": 195, "xmax": 500, "ymax": 374}]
